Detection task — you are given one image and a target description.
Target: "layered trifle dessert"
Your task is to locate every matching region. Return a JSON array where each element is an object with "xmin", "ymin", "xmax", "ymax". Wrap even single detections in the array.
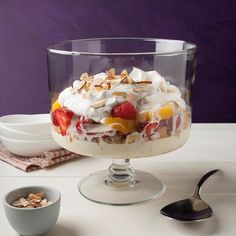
[{"xmin": 51, "ymin": 67, "xmax": 190, "ymax": 158}]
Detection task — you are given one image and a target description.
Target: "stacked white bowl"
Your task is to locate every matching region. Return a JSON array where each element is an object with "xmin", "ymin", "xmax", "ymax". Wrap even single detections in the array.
[{"xmin": 0, "ymin": 114, "xmax": 61, "ymax": 156}]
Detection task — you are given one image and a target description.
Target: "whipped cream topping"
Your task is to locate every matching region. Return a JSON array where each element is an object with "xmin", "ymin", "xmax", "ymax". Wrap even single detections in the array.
[{"xmin": 58, "ymin": 67, "xmax": 186, "ymax": 121}]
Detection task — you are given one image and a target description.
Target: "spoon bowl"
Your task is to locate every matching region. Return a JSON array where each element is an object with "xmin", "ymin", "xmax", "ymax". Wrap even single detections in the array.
[
  {"xmin": 161, "ymin": 197, "xmax": 213, "ymax": 222},
  {"xmin": 160, "ymin": 169, "xmax": 220, "ymax": 223}
]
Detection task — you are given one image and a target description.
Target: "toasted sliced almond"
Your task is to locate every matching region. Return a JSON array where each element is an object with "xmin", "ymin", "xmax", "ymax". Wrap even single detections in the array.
[
  {"xmin": 77, "ymin": 81, "xmax": 86, "ymax": 91},
  {"xmin": 84, "ymin": 81, "xmax": 91, "ymax": 90},
  {"xmin": 80, "ymin": 72, "xmax": 91, "ymax": 81},
  {"xmin": 40, "ymin": 199, "xmax": 48, "ymax": 206},
  {"xmin": 71, "ymin": 81, "xmax": 87, "ymax": 93},
  {"xmin": 126, "ymin": 76, "xmax": 133, "ymax": 84},
  {"xmin": 19, "ymin": 198, "xmax": 29, "ymax": 207},
  {"xmin": 94, "ymin": 84, "xmax": 103, "ymax": 92},
  {"xmin": 11, "ymin": 200, "xmax": 23, "ymax": 207},
  {"xmin": 80, "ymin": 72, "xmax": 88, "ymax": 80},
  {"xmin": 120, "ymin": 74, "xmax": 127, "ymax": 80},
  {"xmin": 133, "ymin": 87, "xmax": 148, "ymax": 92},
  {"xmin": 120, "ymin": 77, "xmax": 128, "ymax": 83},
  {"xmin": 90, "ymin": 78, "xmax": 104, "ymax": 89},
  {"xmin": 106, "ymin": 68, "xmax": 115, "ymax": 79},
  {"xmin": 34, "ymin": 192, "xmax": 44, "ymax": 198},
  {"xmin": 91, "ymin": 99, "xmax": 106, "ymax": 109},
  {"xmin": 133, "ymin": 80, "xmax": 152, "ymax": 84},
  {"xmin": 30, "ymin": 198, "xmax": 41, "ymax": 203},
  {"xmin": 86, "ymin": 77, "xmax": 93, "ymax": 83},
  {"xmin": 103, "ymin": 82, "xmax": 111, "ymax": 90},
  {"xmin": 29, "ymin": 201, "xmax": 41, "ymax": 208},
  {"xmin": 120, "ymin": 69, "xmax": 128, "ymax": 78},
  {"xmin": 94, "ymin": 84, "xmax": 103, "ymax": 88},
  {"xmin": 112, "ymin": 91, "xmax": 127, "ymax": 97},
  {"xmin": 28, "ymin": 193, "xmax": 41, "ymax": 200}
]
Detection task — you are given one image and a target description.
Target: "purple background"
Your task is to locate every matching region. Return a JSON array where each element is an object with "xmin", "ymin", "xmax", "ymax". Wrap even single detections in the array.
[{"xmin": 0, "ymin": 0, "xmax": 236, "ymax": 122}]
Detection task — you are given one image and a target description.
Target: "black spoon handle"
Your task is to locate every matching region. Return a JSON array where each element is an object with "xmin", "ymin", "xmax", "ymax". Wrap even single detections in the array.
[{"xmin": 193, "ymin": 169, "xmax": 220, "ymax": 197}]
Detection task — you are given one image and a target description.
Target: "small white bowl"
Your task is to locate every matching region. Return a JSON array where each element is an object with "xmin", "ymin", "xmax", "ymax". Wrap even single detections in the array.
[
  {"xmin": 0, "ymin": 114, "xmax": 51, "ymax": 136},
  {"xmin": 0, "ymin": 135, "xmax": 61, "ymax": 156},
  {"xmin": 3, "ymin": 186, "xmax": 60, "ymax": 236},
  {"xmin": 0, "ymin": 123, "xmax": 51, "ymax": 140}
]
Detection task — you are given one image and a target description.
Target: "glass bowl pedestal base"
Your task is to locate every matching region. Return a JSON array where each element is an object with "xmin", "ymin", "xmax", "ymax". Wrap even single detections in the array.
[{"xmin": 78, "ymin": 159, "xmax": 166, "ymax": 206}]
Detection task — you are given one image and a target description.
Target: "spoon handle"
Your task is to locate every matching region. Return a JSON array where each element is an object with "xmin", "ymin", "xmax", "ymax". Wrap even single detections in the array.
[{"xmin": 193, "ymin": 169, "xmax": 220, "ymax": 197}]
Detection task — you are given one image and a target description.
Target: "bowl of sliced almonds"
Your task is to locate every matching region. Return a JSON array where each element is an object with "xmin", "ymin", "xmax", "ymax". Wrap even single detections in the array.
[{"xmin": 3, "ymin": 186, "xmax": 60, "ymax": 236}]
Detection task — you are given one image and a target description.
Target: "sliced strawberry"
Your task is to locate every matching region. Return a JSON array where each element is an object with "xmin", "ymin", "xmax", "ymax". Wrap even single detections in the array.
[
  {"xmin": 52, "ymin": 108, "xmax": 73, "ymax": 136},
  {"xmin": 76, "ymin": 117, "xmax": 93, "ymax": 134},
  {"xmin": 144, "ymin": 122, "xmax": 159, "ymax": 136},
  {"xmin": 76, "ymin": 121, "xmax": 82, "ymax": 134},
  {"xmin": 111, "ymin": 101, "xmax": 137, "ymax": 120},
  {"xmin": 51, "ymin": 111, "xmax": 59, "ymax": 126}
]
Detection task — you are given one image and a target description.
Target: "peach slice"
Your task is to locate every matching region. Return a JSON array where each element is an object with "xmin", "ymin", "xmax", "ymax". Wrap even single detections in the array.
[
  {"xmin": 51, "ymin": 100, "xmax": 61, "ymax": 112},
  {"xmin": 154, "ymin": 102, "xmax": 174, "ymax": 120},
  {"xmin": 110, "ymin": 123, "xmax": 127, "ymax": 134},
  {"xmin": 101, "ymin": 117, "xmax": 136, "ymax": 134}
]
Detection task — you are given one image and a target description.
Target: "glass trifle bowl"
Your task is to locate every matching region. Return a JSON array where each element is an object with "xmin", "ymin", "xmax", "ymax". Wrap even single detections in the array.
[{"xmin": 47, "ymin": 38, "xmax": 197, "ymax": 205}]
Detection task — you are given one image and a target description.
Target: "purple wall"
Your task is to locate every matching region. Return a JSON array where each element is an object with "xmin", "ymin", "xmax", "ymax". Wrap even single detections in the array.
[{"xmin": 0, "ymin": 0, "xmax": 236, "ymax": 122}]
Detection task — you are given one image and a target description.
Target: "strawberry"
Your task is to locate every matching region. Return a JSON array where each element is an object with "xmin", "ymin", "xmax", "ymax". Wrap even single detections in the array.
[
  {"xmin": 52, "ymin": 108, "xmax": 73, "ymax": 136},
  {"xmin": 111, "ymin": 102, "xmax": 137, "ymax": 120},
  {"xmin": 144, "ymin": 122, "xmax": 159, "ymax": 136},
  {"xmin": 76, "ymin": 117, "xmax": 93, "ymax": 134},
  {"xmin": 51, "ymin": 111, "xmax": 59, "ymax": 126}
]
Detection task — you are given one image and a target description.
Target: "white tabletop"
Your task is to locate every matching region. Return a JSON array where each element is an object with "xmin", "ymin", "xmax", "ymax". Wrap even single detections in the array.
[{"xmin": 0, "ymin": 124, "xmax": 236, "ymax": 236}]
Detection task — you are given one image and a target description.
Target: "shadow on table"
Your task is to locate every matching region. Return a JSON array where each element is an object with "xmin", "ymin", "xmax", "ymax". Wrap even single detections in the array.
[
  {"xmin": 158, "ymin": 210, "xmax": 220, "ymax": 235},
  {"xmin": 45, "ymin": 224, "xmax": 80, "ymax": 236}
]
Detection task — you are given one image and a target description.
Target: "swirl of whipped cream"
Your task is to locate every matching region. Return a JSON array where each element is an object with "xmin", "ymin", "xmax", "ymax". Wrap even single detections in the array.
[{"xmin": 58, "ymin": 67, "xmax": 186, "ymax": 121}]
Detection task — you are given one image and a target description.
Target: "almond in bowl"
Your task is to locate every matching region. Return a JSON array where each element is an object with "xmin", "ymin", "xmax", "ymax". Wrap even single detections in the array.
[
  {"xmin": 3, "ymin": 186, "xmax": 60, "ymax": 236},
  {"xmin": 11, "ymin": 192, "xmax": 52, "ymax": 209}
]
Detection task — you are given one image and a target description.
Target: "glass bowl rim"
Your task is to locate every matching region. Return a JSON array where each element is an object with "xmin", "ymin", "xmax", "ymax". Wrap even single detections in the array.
[{"xmin": 47, "ymin": 37, "xmax": 197, "ymax": 56}]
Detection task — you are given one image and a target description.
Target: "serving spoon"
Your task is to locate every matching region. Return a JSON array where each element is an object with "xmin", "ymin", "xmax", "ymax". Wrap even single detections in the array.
[{"xmin": 160, "ymin": 169, "xmax": 220, "ymax": 222}]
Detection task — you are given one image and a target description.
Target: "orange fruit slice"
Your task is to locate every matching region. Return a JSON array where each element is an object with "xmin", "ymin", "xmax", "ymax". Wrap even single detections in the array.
[
  {"xmin": 101, "ymin": 117, "xmax": 136, "ymax": 134},
  {"xmin": 51, "ymin": 100, "xmax": 61, "ymax": 112},
  {"xmin": 154, "ymin": 103, "xmax": 173, "ymax": 120},
  {"xmin": 110, "ymin": 123, "xmax": 127, "ymax": 133}
]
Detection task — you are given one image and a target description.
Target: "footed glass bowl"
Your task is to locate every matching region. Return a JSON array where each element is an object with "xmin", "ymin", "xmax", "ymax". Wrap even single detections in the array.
[{"xmin": 47, "ymin": 38, "xmax": 197, "ymax": 205}]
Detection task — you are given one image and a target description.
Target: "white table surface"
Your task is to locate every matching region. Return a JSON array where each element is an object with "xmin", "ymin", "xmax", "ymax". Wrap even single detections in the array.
[{"xmin": 0, "ymin": 124, "xmax": 236, "ymax": 236}]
